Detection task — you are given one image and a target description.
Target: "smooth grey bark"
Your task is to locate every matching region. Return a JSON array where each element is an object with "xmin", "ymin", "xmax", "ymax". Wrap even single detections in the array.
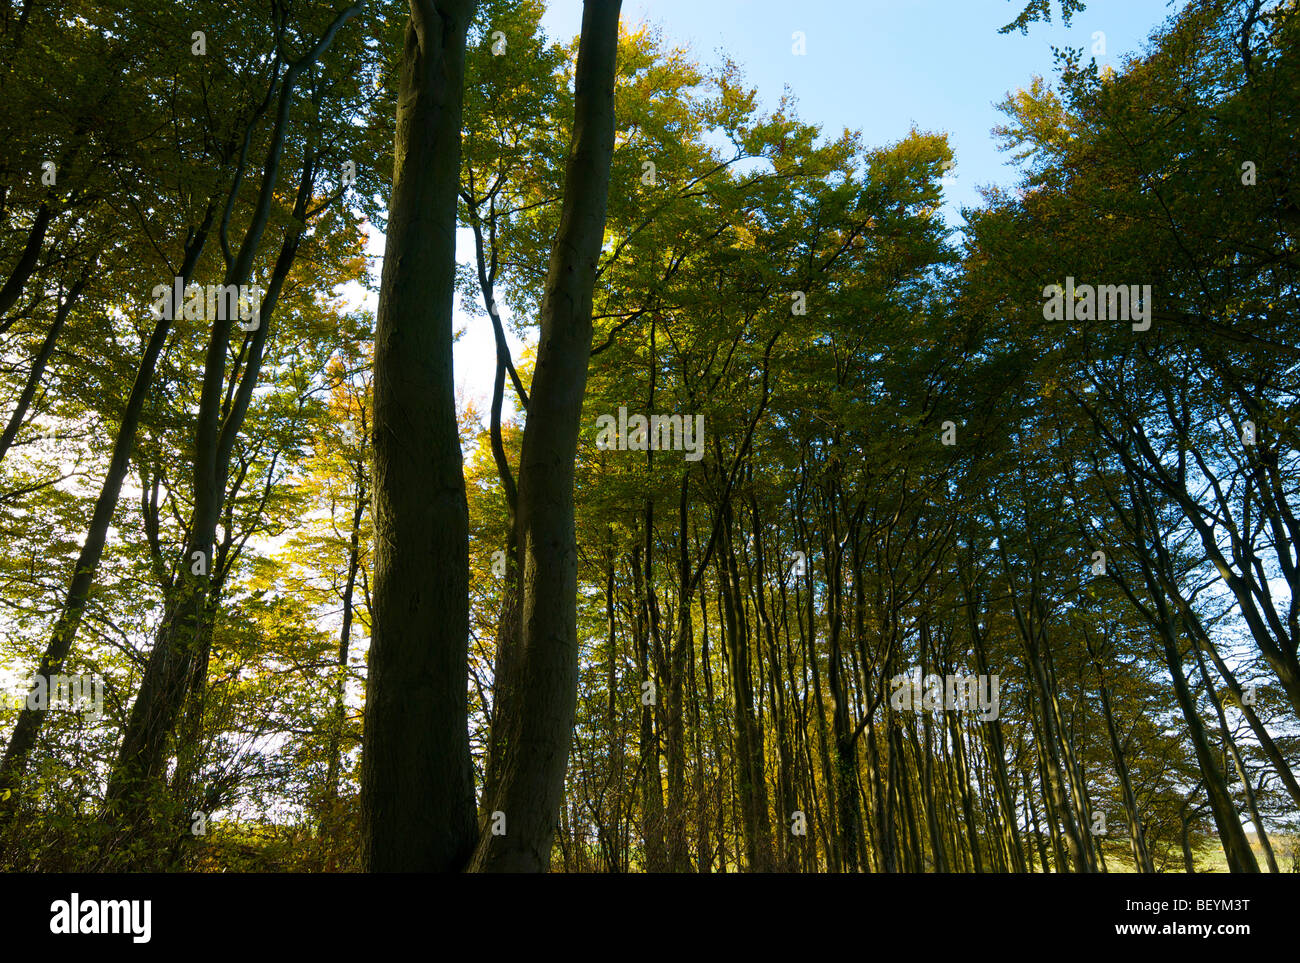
[
  {"xmin": 469, "ymin": 0, "xmax": 621, "ymax": 872},
  {"xmin": 360, "ymin": 0, "xmax": 478, "ymax": 873}
]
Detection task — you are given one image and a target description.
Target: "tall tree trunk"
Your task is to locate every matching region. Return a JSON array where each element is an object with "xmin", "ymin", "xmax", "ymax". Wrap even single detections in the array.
[
  {"xmin": 720, "ymin": 512, "xmax": 773, "ymax": 871},
  {"xmin": 361, "ymin": 0, "xmax": 479, "ymax": 873},
  {"xmin": 691, "ymin": 582, "xmax": 712, "ymax": 872},
  {"xmin": 1164, "ymin": 577, "xmax": 1300, "ymax": 807},
  {"xmin": 1160, "ymin": 622, "xmax": 1258, "ymax": 872},
  {"xmin": 469, "ymin": 0, "xmax": 621, "ymax": 872},
  {"xmin": 1120, "ymin": 473, "xmax": 1260, "ymax": 872},
  {"xmin": 471, "ymin": 194, "xmax": 525, "ymax": 805},
  {"xmin": 600, "ymin": 538, "xmax": 626, "ymax": 872}
]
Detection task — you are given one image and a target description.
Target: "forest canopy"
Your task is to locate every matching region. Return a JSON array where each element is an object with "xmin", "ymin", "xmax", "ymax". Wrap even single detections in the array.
[{"xmin": 0, "ymin": 0, "xmax": 1296, "ymax": 874}]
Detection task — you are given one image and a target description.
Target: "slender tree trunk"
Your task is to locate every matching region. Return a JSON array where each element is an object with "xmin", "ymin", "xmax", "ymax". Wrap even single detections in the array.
[
  {"xmin": 469, "ymin": 0, "xmax": 621, "ymax": 873},
  {"xmin": 1192, "ymin": 642, "xmax": 1278, "ymax": 872},
  {"xmin": 1170, "ymin": 590, "xmax": 1300, "ymax": 807},
  {"xmin": 0, "ymin": 271, "xmax": 88, "ymax": 464},
  {"xmin": 472, "ymin": 198, "xmax": 525, "ymax": 805},
  {"xmin": 1023, "ymin": 768, "xmax": 1049, "ymax": 872},
  {"xmin": 601, "ymin": 539, "xmax": 626, "ymax": 873},
  {"xmin": 1120, "ymin": 474, "xmax": 1260, "ymax": 872},
  {"xmin": 320, "ymin": 461, "xmax": 367, "ymax": 862},
  {"xmin": 0, "ymin": 202, "xmax": 50, "ymax": 320},
  {"xmin": 719, "ymin": 513, "xmax": 773, "ymax": 871},
  {"xmin": 1160, "ymin": 624, "xmax": 1258, "ymax": 872},
  {"xmin": 104, "ymin": 110, "xmax": 329, "ymax": 853},
  {"xmin": 1093, "ymin": 659, "xmax": 1154, "ymax": 872},
  {"xmin": 631, "ymin": 544, "xmax": 666, "ymax": 871},
  {"xmin": 968, "ymin": 592, "xmax": 1026, "ymax": 871},
  {"xmin": 0, "ymin": 214, "xmax": 212, "ymax": 817},
  {"xmin": 690, "ymin": 584, "xmax": 712, "ymax": 872}
]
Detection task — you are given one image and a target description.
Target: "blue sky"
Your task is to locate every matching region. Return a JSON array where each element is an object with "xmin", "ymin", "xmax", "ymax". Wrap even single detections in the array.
[{"xmin": 542, "ymin": 0, "xmax": 1186, "ymax": 221}]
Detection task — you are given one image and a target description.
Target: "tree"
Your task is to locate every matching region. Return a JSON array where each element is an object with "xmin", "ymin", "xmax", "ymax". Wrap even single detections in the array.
[
  {"xmin": 360, "ymin": 0, "xmax": 480, "ymax": 873},
  {"xmin": 469, "ymin": 0, "xmax": 622, "ymax": 872}
]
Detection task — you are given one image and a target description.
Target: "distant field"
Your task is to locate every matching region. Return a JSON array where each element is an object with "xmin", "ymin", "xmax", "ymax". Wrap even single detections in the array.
[
  {"xmin": 1191, "ymin": 834, "xmax": 1300, "ymax": 873},
  {"xmin": 1094, "ymin": 834, "xmax": 1300, "ymax": 873}
]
